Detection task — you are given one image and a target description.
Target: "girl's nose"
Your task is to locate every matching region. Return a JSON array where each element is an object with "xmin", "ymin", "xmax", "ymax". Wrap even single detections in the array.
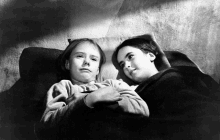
[
  {"xmin": 83, "ymin": 57, "xmax": 90, "ymax": 66},
  {"xmin": 124, "ymin": 62, "xmax": 131, "ymax": 69}
]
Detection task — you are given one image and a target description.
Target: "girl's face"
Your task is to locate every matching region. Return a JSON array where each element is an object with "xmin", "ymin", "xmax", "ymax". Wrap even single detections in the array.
[
  {"xmin": 117, "ymin": 46, "xmax": 158, "ymax": 83},
  {"xmin": 66, "ymin": 41, "xmax": 100, "ymax": 84}
]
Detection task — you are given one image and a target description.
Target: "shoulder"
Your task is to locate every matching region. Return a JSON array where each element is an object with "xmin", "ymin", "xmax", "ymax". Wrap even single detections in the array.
[
  {"xmin": 151, "ymin": 68, "xmax": 183, "ymax": 82},
  {"xmin": 136, "ymin": 68, "xmax": 187, "ymax": 94},
  {"xmin": 53, "ymin": 80, "xmax": 73, "ymax": 87},
  {"xmin": 162, "ymin": 68, "xmax": 183, "ymax": 79},
  {"xmin": 138, "ymin": 68, "xmax": 184, "ymax": 88},
  {"xmin": 157, "ymin": 68, "xmax": 186, "ymax": 86},
  {"xmin": 59, "ymin": 79, "xmax": 72, "ymax": 84}
]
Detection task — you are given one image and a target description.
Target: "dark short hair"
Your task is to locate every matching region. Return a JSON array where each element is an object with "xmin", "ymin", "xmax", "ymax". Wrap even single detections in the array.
[
  {"xmin": 114, "ymin": 37, "xmax": 158, "ymax": 59},
  {"xmin": 57, "ymin": 38, "xmax": 106, "ymax": 80}
]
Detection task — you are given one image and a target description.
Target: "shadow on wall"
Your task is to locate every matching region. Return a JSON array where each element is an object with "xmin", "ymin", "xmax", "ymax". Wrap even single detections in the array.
[{"xmin": 0, "ymin": 0, "xmax": 72, "ymax": 55}]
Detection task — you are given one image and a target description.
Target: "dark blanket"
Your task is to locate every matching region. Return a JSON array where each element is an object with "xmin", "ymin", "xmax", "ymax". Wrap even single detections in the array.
[
  {"xmin": 136, "ymin": 66, "xmax": 220, "ymax": 119},
  {"xmin": 35, "ymin": 66, "xmax": 220, "ymax": 140},
  {"xmin": 35, "ymin": 108, "xmax": 220, "ymax": 140}
]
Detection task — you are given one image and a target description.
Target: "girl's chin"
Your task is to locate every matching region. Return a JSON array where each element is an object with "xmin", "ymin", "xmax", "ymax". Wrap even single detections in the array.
[{"xmin": 132, "ymin": 75, "xmax": 145, "ymax": 83}]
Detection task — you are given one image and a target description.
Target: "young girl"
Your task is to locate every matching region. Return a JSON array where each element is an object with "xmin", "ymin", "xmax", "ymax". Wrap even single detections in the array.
[
  {"xmin": 114, "ymin": 34, "xmax": 220, "ymax": 118},
  {"xmin": 40, "ymin": 38, "xmax": 149, "ymax": 127}
]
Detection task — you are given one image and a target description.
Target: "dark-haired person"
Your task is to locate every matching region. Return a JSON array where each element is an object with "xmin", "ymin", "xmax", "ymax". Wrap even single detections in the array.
[{"xmin": 114, "ymin": 34, "xmax": 220, "ymax": 118}]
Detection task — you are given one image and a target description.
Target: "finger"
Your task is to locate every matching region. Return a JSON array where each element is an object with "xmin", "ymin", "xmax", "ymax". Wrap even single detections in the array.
[
  {"xmin": 97, "ymin": 97, "xmax": 121, "ymax": 106},
  {"xmin": 111, "ymin": 96, "xmax": 122, "ymax": 102},
  {"xmin": 112, "ymin": 92, "xmax": 121, "ymax": 97},
  {"xmin": 117, "ymin": 97, "xmax": 123, "ymax": 101}
]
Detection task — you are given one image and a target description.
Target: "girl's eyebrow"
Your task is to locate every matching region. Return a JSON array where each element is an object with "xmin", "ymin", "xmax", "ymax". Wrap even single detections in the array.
[
  {"xmin": 91, "ymin": 55, "xmax": 99, "ymax": 59},
  {"xmin": 125, "ymin": 52, "xmax": 132, "ymax": 59},
  {"xmin": 119, "ymin": 61, "xmax": 124, "ymax": 67},
  {"xmin": 74, "ymin": 52, "xmax": 100, "ymax": 59},
  {"xmin": 74, "ymin": 52, "xmax": 84, "ymax": 55}
]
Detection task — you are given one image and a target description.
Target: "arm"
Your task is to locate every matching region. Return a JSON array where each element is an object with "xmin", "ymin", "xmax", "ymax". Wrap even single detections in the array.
[
  {"xmin": 107, "ymin": 79, "xmax": 149, "ymax": 117},
  {"xmin": 36, "ymin": 80, "xmax": 122, "ymax": 139},
  {"xmin": 41, "ymin": 80, "xmax": 89, "ymax": 124},
  {"xmin": 35, "ymin": 80, "xmax": 91, "ymax": 139}
]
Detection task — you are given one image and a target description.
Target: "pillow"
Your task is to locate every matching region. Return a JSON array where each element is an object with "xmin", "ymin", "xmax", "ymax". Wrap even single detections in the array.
[
  {"xmin": 19, "ymin": 47, "xmax": 62, "ymax": 80},
  {"xmin": 19, "ymin": 46, "xmax": 199, "ymax": 85}
]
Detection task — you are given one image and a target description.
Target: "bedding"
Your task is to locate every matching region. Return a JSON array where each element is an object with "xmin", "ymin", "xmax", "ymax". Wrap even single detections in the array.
[
  {"xmin": 136, "ymin": 66, "xmax": 220, "ymax": 118},
  {"xmin": 1, "ymin": 35, "xmax": 220, "ymax": 140}
]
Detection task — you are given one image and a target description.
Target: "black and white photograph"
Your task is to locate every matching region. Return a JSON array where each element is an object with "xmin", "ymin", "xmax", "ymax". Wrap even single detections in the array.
[{"xmin": 0, "ymin": 0, "xmax": 220, "ymax": 139}]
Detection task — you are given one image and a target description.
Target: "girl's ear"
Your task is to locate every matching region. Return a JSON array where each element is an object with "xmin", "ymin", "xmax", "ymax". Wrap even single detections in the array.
[
  {"xmin": 148, "ymin": 52, "xmax": 156, "ymax": 62},
  {"xmin": 65, "ymin": 60, "xmax": 70, "ymax": 70}
]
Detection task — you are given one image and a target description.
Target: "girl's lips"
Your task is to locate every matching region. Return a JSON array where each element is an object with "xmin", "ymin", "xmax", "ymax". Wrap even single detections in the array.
[
  {"xmin": 130, "ymin": 69, "xmax": 136, "ymax": 76},
  {"xmin": 80, "ymin": 68, "xmax": 91, "ymax": 72}
]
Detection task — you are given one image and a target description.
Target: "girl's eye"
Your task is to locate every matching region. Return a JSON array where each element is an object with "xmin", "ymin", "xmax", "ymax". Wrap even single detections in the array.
[
  {"xmin": 120, "ymin": 63, "xmax": 125, "ymax": 68},
  {"xmin": 76, "ymin": 55, "xmax": 83, "ymax": 58},
  {"xmin": 91, "ymin": 56, "xmax": 98, "ymax": 62},
  {"xmin": 91, "ymin": 58, "xmax": 97, "ymax": 61},
  {"xmin": 128, "ymin": 54, "xmax": 134, "ymax": 60}
]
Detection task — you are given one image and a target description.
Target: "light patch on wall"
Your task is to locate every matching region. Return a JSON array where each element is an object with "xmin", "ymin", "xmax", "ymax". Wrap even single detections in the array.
[
  {"xmin": 106, "ymin": 13, "xmax": 154, "ymax": 37},
  {"xmin": 213, "ymin": 0, "xmax": 220, "ymax": 15},
  {"xmin": 0, "ymin": 0, "xmax": 13, "ymax": 6},
  {"xmin": 68, "ymin": 19, "xmax": 114, "ymax": 39},
  {"xmin": 62, "ymin": 0, "xmax": 124, "ymax": 39}
]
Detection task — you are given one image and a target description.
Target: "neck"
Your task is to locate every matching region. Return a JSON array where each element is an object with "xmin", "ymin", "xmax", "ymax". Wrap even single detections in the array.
[
  {"xmin": 71, "ymin": 78, "xmax": 95, "ymax": 85},
  {"xmin": 151, "ymin": 66, "xmax": 159, "ymax": 77}
]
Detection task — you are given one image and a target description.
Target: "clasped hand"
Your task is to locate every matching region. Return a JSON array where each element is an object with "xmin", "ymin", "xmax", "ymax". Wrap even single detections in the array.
[{"xmin": 85, "ymin": 86, "xmax": 122, "ymax": 108}]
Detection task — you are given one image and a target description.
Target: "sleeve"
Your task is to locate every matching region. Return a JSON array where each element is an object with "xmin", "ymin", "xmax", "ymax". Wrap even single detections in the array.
[
  {"xmin": 106, "ymin": 79, "xmax": 150, "ymax": 117},
  {"xmin": 35, "ymin": 80, "xmax": 91, "ymax": 139}
]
